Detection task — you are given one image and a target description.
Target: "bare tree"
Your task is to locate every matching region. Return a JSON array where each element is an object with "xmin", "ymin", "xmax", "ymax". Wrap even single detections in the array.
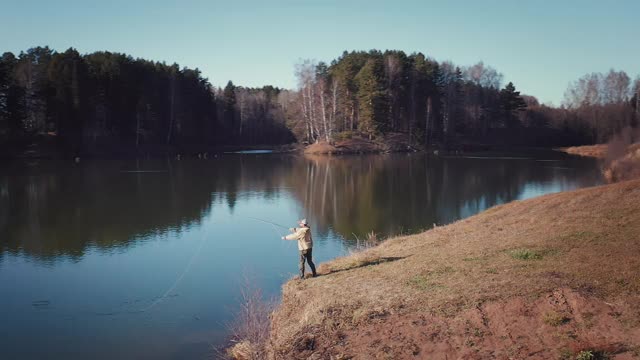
[
  {"xmin": 603, "ymin": 69, "xmax": 631, "ymax": 104},
  {"xmin": 463, "ymin": 62, "xmax": 503, "ymax": 132},
  {"xmin": 330, "ymin": 78, "xmax": 338, "ymax": 139},
  {"xmin": 295, "ymin": 60, "xmax": 321, "ymax": 143},
  {"xmin": 563, "ymin": 70, "xmax": 635, "ymax": 142}
]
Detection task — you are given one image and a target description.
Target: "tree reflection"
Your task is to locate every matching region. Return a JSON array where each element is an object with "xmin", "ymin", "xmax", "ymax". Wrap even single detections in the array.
[
  {"xmin": 289, "ymin": 153, "xmax": 601, "ymax": 241},
  {"xmin": 0, "ymin": 153, "xmax": 601, "ymax": 261}
]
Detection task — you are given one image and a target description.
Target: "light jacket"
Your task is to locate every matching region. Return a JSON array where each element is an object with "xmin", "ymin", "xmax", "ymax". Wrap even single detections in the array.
[{"xmin": 285, "ymin": 226, "xmax": 313, "ymax": 251}]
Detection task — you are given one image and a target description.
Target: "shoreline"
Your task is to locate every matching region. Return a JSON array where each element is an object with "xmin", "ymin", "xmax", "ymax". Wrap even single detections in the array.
[
  {"xmin": 558, "ymin": 144, "xmax": 608, "ymax": 159},
  {"xmin": 2, "ymin": 132, "xmax": 600, "ymax": 160},
  {"xmin": 258, "ymin": 179, "xmax": 640, "ymax": 359}
]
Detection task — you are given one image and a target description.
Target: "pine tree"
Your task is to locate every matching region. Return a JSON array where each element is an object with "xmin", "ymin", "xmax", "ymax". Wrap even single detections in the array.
[
  {"xmin": 355, "ymin": 58, "xmax": 388, "ymax": 139},
  {"xmin": 500, "ymin": 82, "xmax": 527, "ymax": 127},
  {"xmin": 222, "ymin": 80, "xmax": 237, "ymax": 142},
  {"xmin": 439, "ymin": 62, "xmax": 463, "ymax": 140},
  {"xmin": 0, "ymin": 53, "xmax": 14, "ymax": 135}
]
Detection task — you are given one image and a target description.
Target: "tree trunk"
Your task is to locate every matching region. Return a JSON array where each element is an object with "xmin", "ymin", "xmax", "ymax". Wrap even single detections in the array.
[
  {"xmin": 425, "ymin": 96, "xmax": 432, "ymax": 147},
  {"xmin": 409, "ymin": 76, "xmax": 415, "ymax": 145},
  {"xmin": 320, "ymin": 82, "xmax": 329, "ymax": 142},
  {"xmin": 167, "ymin": 73, "xmax": 176, "ymax": 144},
  {"xmin": 330, "ymin": 80, "xmax": 338, "ymax": 141}
]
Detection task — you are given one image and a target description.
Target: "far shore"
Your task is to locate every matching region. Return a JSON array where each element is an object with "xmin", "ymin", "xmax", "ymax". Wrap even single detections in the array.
[
  {"xmin": 558, "ymin": 144, "xmax": 608, "ymax": 159},
  {"xmin": 0, "ymin": 135, "xmax": 620, "ymax": 161}
]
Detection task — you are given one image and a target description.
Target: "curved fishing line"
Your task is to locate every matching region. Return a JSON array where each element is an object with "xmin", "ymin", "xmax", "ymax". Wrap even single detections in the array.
[
  {"xmin": 139, "ymin": 225, "xmax": 210, "ymax": 313},
  {"xmin": 140, "ymin": 215, "xmax": 292, "ymax": 312},
  {"xmin": 101, "ymin": 215, "xmax": 293, "ymax": 315}
]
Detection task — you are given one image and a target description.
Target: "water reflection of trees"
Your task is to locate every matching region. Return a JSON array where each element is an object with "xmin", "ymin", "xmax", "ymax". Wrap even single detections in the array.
[
  {"xmin": 289, "ymin": 154, "xmax": 601, "ymax": 240},
  {"xmin": 0, "ymin": 156, "xmax": 294, "ymax": 262},
  {"xmin": 0, "ymin": 154, "xmax": 600, "ymax": 261}
]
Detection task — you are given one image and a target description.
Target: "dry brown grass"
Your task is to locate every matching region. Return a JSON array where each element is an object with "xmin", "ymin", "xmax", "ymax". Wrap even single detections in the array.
[
  {"xmin": 303, "ymin": 141, "xmax": 339, "ymax": 155},
  {"xmin": 560, "ymin": 143, "xmax": 640, "ymax": 183},
  {"xmin": 226, "ymin": 276, "xmax": 275, "ymax": 360},
  {"xmin": 268, "ymin": 179, "xmax": 640, "ymax": 359},
  {"xmin": 303, "ymin": 133, "xmax": 415, "ymax": 155},
  {"xmin": 560, "ymin": 144, "xmax": 609, "ymax": 159},
  {"xmin": 604, "ymin": 144, "xmax": 640, "ymax": 183}
]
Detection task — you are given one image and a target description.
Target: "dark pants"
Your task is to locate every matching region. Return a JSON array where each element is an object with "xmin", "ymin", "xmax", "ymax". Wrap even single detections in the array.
[{"xmin": 299, "ymin": 249, "xmax": 317, "ymax": 278}]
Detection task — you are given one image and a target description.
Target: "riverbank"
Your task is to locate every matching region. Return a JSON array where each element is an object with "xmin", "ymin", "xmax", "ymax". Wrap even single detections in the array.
[
  {"xmin": 302, "ymin": 133, "xmax": 580, "ymax": 156},
  {"xmin": 560, "ymin": 144, "xmax": 609, "ymax": 159},
  {"xmin": 303, "ymin": 133, "xmax": 418, "ymax": 155},
  {"xmin": 265, "ymin": 179, "xmax": 640, "ymax": 359},
  {"xmin": 0, "ymin": 135, "xmax": 300, "ymax": 160},
  {"xmin": 559, "ymin": 143, "xmax": 640, "ymax": 183}
]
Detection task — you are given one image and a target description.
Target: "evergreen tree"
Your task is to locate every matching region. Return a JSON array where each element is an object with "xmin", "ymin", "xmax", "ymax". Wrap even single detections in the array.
[
  {"xmin": 48, "ymin": 48, "xmax": 88, "ymax": 151},
  {"xmin": 439, "ymin": 62, "xmax": 463, "ymax": 140},
  {"xmin": 222, "ymin": 80, "xmax": 237, "ymax": 142},
  {"xmin": 0, "ymin": 53, "xmax": 14, "ymax": 135},
  {"xmin": 500, "ymin": 82, "xmax": 527, "ymax": 127},
  {"xmin": 355, "ymin": 58, "xmax": 388, "ymax": 139}
]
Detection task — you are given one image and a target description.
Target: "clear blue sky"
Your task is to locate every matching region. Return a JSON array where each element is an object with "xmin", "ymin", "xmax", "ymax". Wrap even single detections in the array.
[{"xmin": 1, "ymin": 0, "xmax": 638, "ymax": 105}]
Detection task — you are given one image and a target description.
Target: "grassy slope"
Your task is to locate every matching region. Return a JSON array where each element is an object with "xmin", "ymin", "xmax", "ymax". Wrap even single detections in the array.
[{"xmin": 269, "ymin": 179, "xmax": 640, "ymax": 359}]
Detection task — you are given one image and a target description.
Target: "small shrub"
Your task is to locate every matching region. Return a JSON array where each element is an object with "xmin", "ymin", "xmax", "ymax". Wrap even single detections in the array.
[
  {"xmin": 407, "ymin": 275, "xmax": 444, "ymax": 291},
  {"xmin": 510, "ymin": 248, "xmax": 544, "ymax": 260},
  {"xmin": 543, "ymin": 311, "xmax": 571, "ymax": 326},
  {"xmin": 577, "ymin": 350, "xmax": 610, "ymax": 360},
  {"xmin": 558, "ymin": 348, "xmax": 610, "ymax": 360},
  {"xmin": 352, "ymin": 231, "xmax": 381, "ymax": 251},
  {"xmin": 576, "ymin": 350, "xmax": 595, "ymax": 360},
  {"xmin": 559, "ymin": 348, "xmax": 574, "ymax": 360},
  {"xmin": 226, "ymin": 275, "xmax": 275, "ymax": 360},
  {"xmin": 334, "ymin": 131, "xmax": 354, "ymax": 141},
  {"xmin": 366, "ymin": 231, "xmax": 380, "ymax": 246},
  {"xmin": 433, "ymin": 266, "xmax": 455, "ymax": 275},
  {"xmin": 462, "ymin": 256, "xmax": 485, "ymax": 262}
]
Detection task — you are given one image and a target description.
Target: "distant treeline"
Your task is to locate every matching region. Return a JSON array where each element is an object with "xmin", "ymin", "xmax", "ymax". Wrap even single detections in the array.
[
  {"xmin": 291, "ymin": 50, "xmax": 640, "ymax": 147},
  {"xmin": 1, "ymin": 47, "xmax": 638, "ymax": 157},
  {"xmin": 0, "ymin": 47, "xmax": 293, "ymax": 157}
]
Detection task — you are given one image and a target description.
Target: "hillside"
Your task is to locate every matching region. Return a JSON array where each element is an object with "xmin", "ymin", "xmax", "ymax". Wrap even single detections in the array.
[{"xmin": 268, "ymin": 179, "xmax": 640, "ymax": 359}]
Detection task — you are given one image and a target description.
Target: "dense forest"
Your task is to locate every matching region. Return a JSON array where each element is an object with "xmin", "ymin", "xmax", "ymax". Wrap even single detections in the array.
[
  {"xmin": 0, "ymin": 47, "xmax": 638, "ymax": 158},
  {"xmin": 0, "ymin": 46, "xmax": 293, "ymax": 158},
  {"xmin": 292, "ymin": 50, "xmax": 639, "ymax": 147}
]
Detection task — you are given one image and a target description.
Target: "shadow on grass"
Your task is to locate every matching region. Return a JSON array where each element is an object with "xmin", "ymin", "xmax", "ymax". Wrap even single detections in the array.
[{"xmin": 321, "ymin": 256, "xmax": 406, "ymax": 276}]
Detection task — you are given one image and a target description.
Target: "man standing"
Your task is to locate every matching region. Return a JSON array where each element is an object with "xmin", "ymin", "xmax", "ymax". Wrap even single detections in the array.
[{"xmin": 282, "ymin": 219, "xmax": 317, "ymax": 279}]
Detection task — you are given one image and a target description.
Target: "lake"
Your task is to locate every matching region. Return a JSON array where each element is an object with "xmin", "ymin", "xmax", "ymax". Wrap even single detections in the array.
[{"xmin": 0, "ymin": 151, "xmax": 602, "ymax": 359}]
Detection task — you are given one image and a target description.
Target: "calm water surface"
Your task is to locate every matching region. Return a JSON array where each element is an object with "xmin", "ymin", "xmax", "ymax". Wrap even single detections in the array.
[{"xmin": 0, "ymin": 152, "xmax": 602, "ymax": 359}]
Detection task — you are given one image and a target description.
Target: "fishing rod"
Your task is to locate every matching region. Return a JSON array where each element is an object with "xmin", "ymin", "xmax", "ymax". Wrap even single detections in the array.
[{"xmin": 244, "ymin": 216, "xmax": 290, "ymax": 230}]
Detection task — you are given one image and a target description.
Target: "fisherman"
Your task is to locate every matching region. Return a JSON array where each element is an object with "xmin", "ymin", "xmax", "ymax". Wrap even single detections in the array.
[{"xmin": 282, "ymin": 219, "xmax": 317, "ymax": 280}]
